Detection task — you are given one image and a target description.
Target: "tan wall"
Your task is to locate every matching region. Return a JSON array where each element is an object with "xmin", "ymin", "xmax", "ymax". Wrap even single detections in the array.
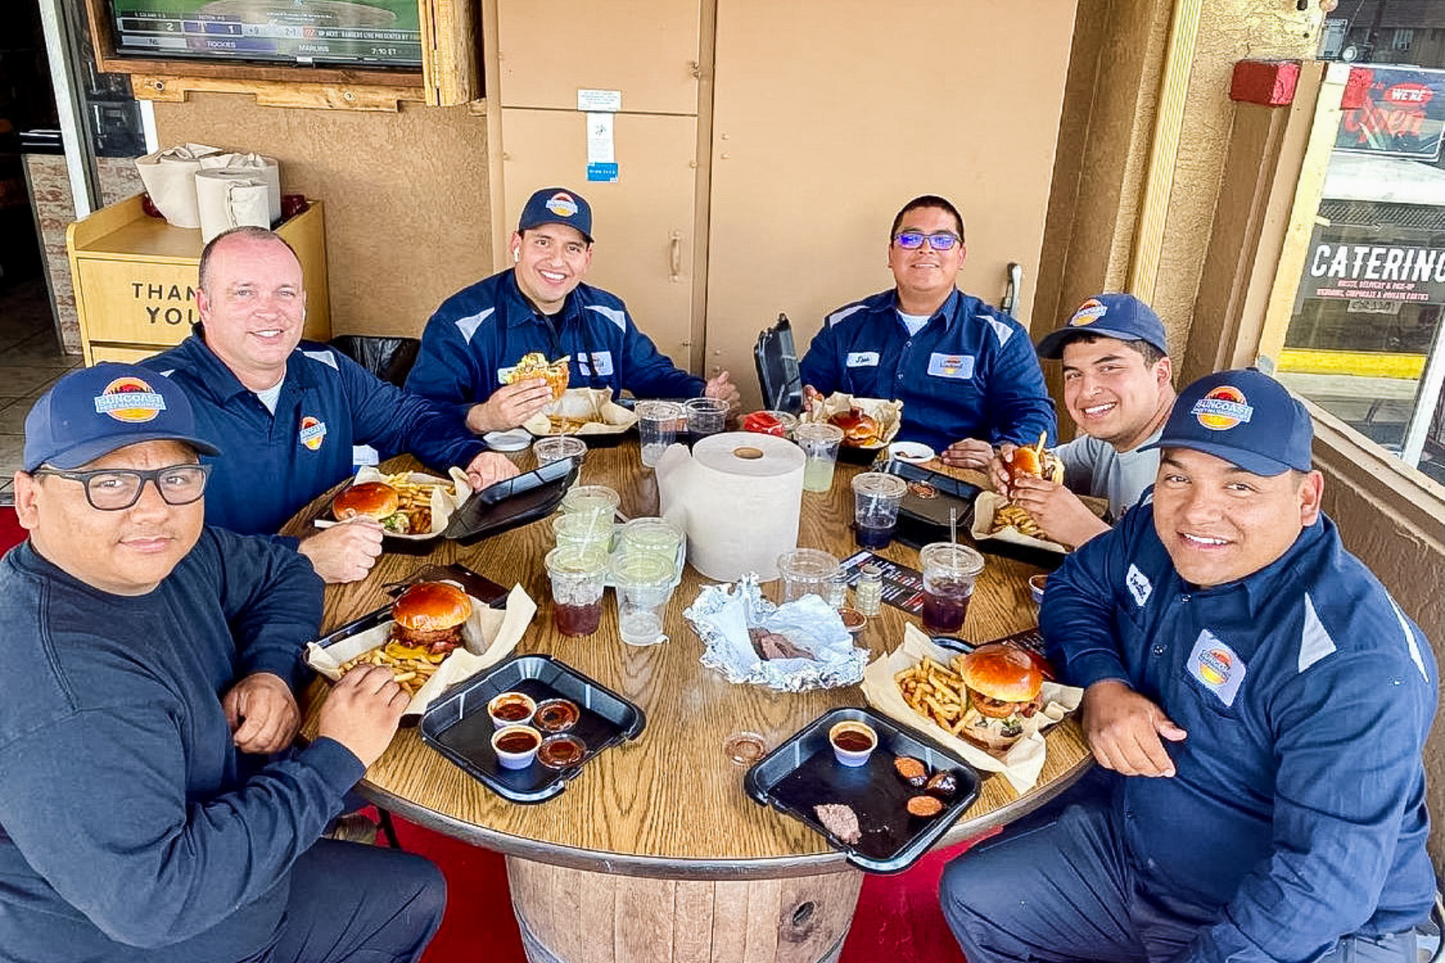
[{"xmin": 152, "ymin": 94, "xmax": 492, "ymax": 338}]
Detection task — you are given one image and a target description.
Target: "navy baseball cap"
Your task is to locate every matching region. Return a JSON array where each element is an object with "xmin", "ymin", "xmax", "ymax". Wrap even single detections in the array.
[
  {"xmin": 517, "ymin": 187, "xmax": 593, "ymax": 242},
  {"xmin": 24, "ymin": 363, "xmax": 221, "ymax": 473},
  {"xmin": 1037, "ymin": 293, "xmax": 1169, "ymax": 359},
  {"xmin": 1141, "ymin": 368, "xmax": 1312, "ymax": 476}
]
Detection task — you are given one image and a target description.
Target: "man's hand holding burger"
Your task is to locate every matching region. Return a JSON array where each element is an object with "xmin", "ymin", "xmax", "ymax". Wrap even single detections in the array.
[
  {"xmin": 1008, "ymin": 477, "xmax": 1110, "ymax": 548},
  {"xmin": 1081, "ymin": 679, "xmax": 1187, "ymax": 777},
  {"xmin": 466, "ymin": 378, "xmax": 554, "ymax": 434},
  {"xmin": 464, "ymin": 451, "xmax": 519, "ymax": 491},
  {"xmin": 299, "ymin": 518, "xmax": 385, "ymax": 584}
]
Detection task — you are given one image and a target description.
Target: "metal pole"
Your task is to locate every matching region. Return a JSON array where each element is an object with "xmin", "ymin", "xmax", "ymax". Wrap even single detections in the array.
[
  {"xmin": 36, "ymin": 0, "xmax": 102, "ymax": 219},
  {"xmin": 1399, "ymin": 316, "xmax": 1445, "ymax": 469}
]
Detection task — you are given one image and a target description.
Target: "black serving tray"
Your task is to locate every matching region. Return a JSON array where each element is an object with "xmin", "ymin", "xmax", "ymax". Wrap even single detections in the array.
[
  {"xmin": 420, "ymin": 654, "xmax": 645, "ymax": 804},
  {"xmin": 878, "ymin": 459, "xmax": 982, "ymax": 549},
  {"xmin": 744, "ymin": 706, "xmax": 980, "ymax": 874},
  {"xmin": 441, "ymin": 457, "xmax": 580, "ymax": 544}
]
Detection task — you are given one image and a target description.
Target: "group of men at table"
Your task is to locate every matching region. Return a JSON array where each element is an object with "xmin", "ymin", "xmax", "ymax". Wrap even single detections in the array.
[{"xmin": 0, "ymin": 185, "xmax": 1434, "ymax": 963}]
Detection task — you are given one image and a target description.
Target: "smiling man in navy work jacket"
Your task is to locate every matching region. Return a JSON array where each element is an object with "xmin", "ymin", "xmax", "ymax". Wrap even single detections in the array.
[
  {"xmin": 940, "ymin": 369, "xmax": 1436, "ymax": 963},
  {"xmin": 798, "ymin": 194, "xmax": 1056, "ymax": 465},
  {"xmin": 405, "ymin": 186, "xmax": 740, "ymax": 432},
  {"xmin": 143, "ymin": 226, "xmax": 517, "ymax": 584}
]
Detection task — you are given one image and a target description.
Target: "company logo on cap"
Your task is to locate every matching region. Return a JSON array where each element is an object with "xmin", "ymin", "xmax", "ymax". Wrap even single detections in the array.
[
  {"xmin": 298, "ymin": 415, "xmax": 327, "ymax": 451},
  {"xmin": 1068, "ymin": 298, "xmax": 1108, "ymax": 327},
  {"xmin": 93, "ymin": 377, "xmax": 167, "ymax": 423},
  {"xmin": 544, "ymin": 192, "xmax": 579, "ymax": 219},
  {"xmin": 1191, "ymin": 385, "xmax": 1253, "ymax": 431}
]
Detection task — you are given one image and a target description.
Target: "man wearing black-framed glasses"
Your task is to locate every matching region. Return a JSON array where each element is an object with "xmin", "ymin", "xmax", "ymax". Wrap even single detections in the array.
[
  {"xmin": 0, "ymin": 363, "xmax": 444, "ymax": 963},
  {"xmin": 799, "ymin": 193, "xmax": 1056, "ymax": 464}
]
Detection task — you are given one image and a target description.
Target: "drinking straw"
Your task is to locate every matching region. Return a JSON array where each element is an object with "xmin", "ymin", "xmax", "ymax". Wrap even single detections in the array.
[{"xmin": 950, "ymin": 506, "xmax": 958, "ymax": 545}]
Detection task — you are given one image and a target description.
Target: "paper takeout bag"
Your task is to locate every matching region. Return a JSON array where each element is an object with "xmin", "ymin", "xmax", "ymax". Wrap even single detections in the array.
[
  {"xmin": 313, "ymin": 467, "xmax": 471, "ymax": 541},
  {"xmin": 135, "ymin": 143, "xmax": 225, "ymax": 228},
  {"xmin": 862, "ymin": 625, "xmax": 1082, "ymax": 793},
  {"xmin": 523, "ymin": 387, "xmax": 639, "ymax": 436},
  {"xmin": 305, "ymin": 585, "xmax": 537, "ymax": 718},
  {"xmin": 798, "ymin": 392, "xmax": 903, "ymax": 447}
]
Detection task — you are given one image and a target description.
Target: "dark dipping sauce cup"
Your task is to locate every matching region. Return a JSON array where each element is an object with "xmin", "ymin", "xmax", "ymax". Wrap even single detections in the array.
[
  {"xmin": 828, "ymin": 720, "xmax": 877, "ymax": 767},
  {"xmin": 533, "ymin": 698, "xmax": 580, "ymax": 733},
  {"xmin": 538, "ymin": 734, "xmax": 587, "ymax": 769},
  {"xmin": 487, "ymin": 691, "xmax": 536, "ymax": 729},
  {"xmin": 491, "ymin": 725, "xmax": 542, "ymax": 769}
]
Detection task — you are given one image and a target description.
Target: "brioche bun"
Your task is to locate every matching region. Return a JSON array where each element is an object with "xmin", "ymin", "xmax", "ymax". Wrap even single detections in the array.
[
  {"xmin": 829, "ymin": 407, "xmax": 881, "ymax": 446},
  {"xmin": 391, "ymin": 582, "xmax": 472, "ymax": 654},
  {"xmin": 332, "ymin": 482, "xmax": 400, "ymax": 521},
  {"xmin": 960, "ymin": 643, "xmax": 1043, "ymax": 704},
  {"xmin": 505, "ymin": 352, "xmax": 569, "ymax": 401}
]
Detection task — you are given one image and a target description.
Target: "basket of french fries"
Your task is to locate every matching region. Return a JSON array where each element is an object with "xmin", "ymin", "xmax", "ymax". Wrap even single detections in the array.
[
  {"xmin": 305, "ymin": 584, "xmax": 537, "ymax": 718},
  {"xmin": 861, "ymin": 626, "xmax": 1082, "ymax": 793},
  {"xmin": 318, "ymin": 465, "xmax": 473, "ymax": 541},
  {"xmin": 523, "ymin": 387, "xmax": 639, "ymax": 438},
  {"xmin": 971, "ymin": 492, "xmax": 1070, "ymax": 554}
]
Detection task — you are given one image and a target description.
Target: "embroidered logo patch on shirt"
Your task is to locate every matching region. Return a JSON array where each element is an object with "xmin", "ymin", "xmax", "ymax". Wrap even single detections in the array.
[
  {"xmin": 298, "ymin": 415, "xmax": 327, "ymax": 451},
  {"xmin": 577, "ymin": 351, "xmax": 613, "ymax": 377},
  {"xmin": 1187, "ymin": 630, "xmax": 1246, "ymax": 707},
  {"xmin": 1125, "ymin": 564, "xmax": 1152, "ymax": 607},
  {"xmin": 845, "ymin": 351, "xmax": 880, "ymax": 367},
  {"xmin": 926, "ymin": 353, "xmax": 975, "ymax": 379}
]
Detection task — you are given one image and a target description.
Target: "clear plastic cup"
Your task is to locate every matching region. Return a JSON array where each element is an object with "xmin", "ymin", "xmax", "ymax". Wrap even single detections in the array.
[
  {"xmin": 635, "ymin": 400, "xmax": 685, "ymax": 468},
  {"xmin": 918, "ymin": 542, "xmax": 986, "ymax": 634},
  {"xmin": 775, "ymin": 547, "xmax": 841, "ymax": 603},
  {"xmin": 611, "ymin": 553, "xmax": 676, "ymax": 646},
  {"xmin": 544, "ymin": 546, "xmax": 610, "ymax": 637},
  {"xmin": 533, "ymin": 435, "xmax": 587, "ymax": 466},
  {"xmin": 851, "ymin": 472, "xmax": 909, "ymax": 550},
  {"xmin": 616, "ymin": 517, "xmax": 684, "ymax": 580},
  {"xmin": 552, "ymin": 512, "xmax": 615, "ymax": 553},
  {"xmin": 559, "ymin": 484, "xmax": 619, "ymax": 522},
  {"xmin": 794, "ymin": 422, "xmax": 845, "ymax": 492},
  {"xmin": 684, "ymin": 397, "xmax": 729, "ymax": 441}
]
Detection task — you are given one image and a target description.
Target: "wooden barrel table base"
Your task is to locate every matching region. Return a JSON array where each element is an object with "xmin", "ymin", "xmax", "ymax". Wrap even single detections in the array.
[{"xmin": 508, "ymin": 857, "xmax": 862, "ymax": 963}]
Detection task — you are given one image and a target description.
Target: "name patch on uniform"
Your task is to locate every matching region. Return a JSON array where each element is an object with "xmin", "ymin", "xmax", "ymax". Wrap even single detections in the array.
[
  {"xmin": 298, "ymin": 415, "xmax": 327, "ymax": 451},
  {"xmin": 1125, "ymin": 564, "xmax": 1152, "ymax": 607},
  {"xmin": 1187, "ymin": 630, "xmax": 1245, "ymax": 707},
  {"xmin": 577, "ymin": 351, "xmax": 613, "ymax": 377},
  {"xmin": 845, "ymin": 351, "xmax": 879, "ymax": 368},
  {"xmin": 927, "ymin": 353, "xmax": 974, "ymax": 379}
]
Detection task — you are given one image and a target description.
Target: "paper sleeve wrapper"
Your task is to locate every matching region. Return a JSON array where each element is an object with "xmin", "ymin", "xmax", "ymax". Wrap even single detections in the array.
[
  {"xmin": 862, "ymin": 625, "xmax": 1083, "ymax": 793},
  {"xmin": 656, "ymin": 432, "xmax": 805, "ymax": 581},
  {"xmin": 522, "ymin": 387, "xmax": 638, "ymax": 436},
  {"xmin": 135, "ymin": 142, "xmax": 224, "ymax": 228},
  {"xmin": 305, "ymin": 585, "xmax": 537, "ymax": 719},
  {"xmin": 311, "ymin": 466, "xmax": 472, "ymax": 541}
]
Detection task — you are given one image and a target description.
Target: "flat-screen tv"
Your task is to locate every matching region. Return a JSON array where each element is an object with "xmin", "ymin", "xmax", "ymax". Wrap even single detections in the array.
[{"xmin": 106, "ymin": 0, "xmax": 423, "ymax": 69}]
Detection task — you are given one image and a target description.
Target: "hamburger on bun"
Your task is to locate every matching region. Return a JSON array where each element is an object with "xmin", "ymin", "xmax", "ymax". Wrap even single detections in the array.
[
  {"xmin": 504, "ymin": 351, "xmax": 570, "ymax": 401},
  {"xmin": 958, "ymin": 643, "xmax": 1044, "ymax": 751},
  {"xmin": 828, "ymin": 407, "xmax": 881, "ymax": 447},
  {"xmin": 389, "ymin": 581, "xmax": 472, "ymax": 657},
  {"xmin": 1005, "ymin": 433, "xmax": 1064, "ymax": 487},
  {"xmin": 331, "ymin": 481, "xmax": 431, "ymax": 535}
]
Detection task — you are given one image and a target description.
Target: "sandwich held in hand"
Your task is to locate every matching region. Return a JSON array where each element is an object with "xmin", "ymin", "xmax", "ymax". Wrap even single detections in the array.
[
  {"xmin": 504, "ymin": 351, "xmax": 570, "ymax": 401},
  {"xmin": 1004, "ymin": 433, "xmax": 1064, "ymax": 486},
  {"xmin": 338, "ymin": 581, "xmax": 472, "ymax": 696}
]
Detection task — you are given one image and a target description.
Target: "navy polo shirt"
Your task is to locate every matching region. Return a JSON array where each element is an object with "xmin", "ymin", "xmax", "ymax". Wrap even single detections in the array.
[
  {"xmin": 145, "ymin": 332, "xmax": 487, "ymax": 537},
  {"xmin": 1042, "ymin": 504, "xmax": 1436, "ymax": 961},
  {"xmin": 798, "ymin": 288, "xmax": 1056, "ymax": 452},
  {"xmin": 406, "ymin": 269, "xmax": 704, "ymax": 413}
]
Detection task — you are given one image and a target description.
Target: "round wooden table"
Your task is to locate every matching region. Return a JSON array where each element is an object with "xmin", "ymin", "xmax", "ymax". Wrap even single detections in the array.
[{"xmin": 289, "ymin": 442, "xmax": 1090, "ymax": 963}]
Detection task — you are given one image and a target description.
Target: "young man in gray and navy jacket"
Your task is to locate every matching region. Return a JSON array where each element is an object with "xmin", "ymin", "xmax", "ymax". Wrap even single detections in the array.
[{"xmin": 940, "ymin": 369, "xmax": 1436, "ymax": 963}]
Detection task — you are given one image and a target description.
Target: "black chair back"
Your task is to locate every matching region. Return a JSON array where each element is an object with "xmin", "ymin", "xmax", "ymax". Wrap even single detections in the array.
[
  {"xmin": 328, "ymin": 335, "xmax": 422, "ymax": 388},
  {"xmin": 754, "ymin": 313, "xmax": 803, "ymax": 413}
]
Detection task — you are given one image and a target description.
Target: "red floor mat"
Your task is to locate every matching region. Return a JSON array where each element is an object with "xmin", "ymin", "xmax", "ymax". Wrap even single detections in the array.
[
  {"xmin": 0, "ymin": 507, "xmax": 25, "ymax": 553},
  {"xmin": 383, "ymin": 809, "xmax": 985, "ymax": 963}
]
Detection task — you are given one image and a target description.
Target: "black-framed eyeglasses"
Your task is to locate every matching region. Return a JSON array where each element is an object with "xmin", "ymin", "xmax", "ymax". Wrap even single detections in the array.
[
  {"xmin": 32, "ymin": 463, "xmax": 212, "ymax": 511},
  {"xmin": 893, "ymin": 231, "xmax": 962, "ymax": 252}
]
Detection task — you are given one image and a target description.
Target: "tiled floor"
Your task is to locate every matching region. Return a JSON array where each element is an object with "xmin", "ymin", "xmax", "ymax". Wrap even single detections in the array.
[{"xmin": 0, "ymin": 277, "xmax": 83, "ymax": 504}]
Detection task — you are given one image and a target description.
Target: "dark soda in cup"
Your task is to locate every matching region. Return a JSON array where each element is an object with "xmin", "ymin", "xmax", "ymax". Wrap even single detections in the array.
[
  {"xmin": 554, "ymin": 599, "xmax": 603, "ymax": 636},
  {"xmin": 922, "ymin": 577, "xmax": 973, "ymax": 634}
]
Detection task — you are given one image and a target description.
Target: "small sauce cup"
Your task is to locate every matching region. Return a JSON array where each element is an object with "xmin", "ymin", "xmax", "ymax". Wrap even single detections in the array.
[
  {"xmin": 487, "ymin": 691, "xmax": 536, "ymax": 729},
  {"xmin": 1029, "ymin": 573, "xmax": 1048, "ymax": 606},
  {"xmin": 828, "ymin": 721, "xmax": 878, "ymax": 767},
  {"xmin": 538, "ymin": 733, "xmax": 588, "ymax": 770},
  {"xmin": 491, "ymin": 725, "xmax": 542, "ymax": 769},
  {"xmin": 533, "ymin": 698, "xmax": 581, "ymax": 733}
]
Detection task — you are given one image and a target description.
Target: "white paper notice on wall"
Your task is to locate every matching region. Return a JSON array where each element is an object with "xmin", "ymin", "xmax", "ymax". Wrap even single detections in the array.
[
  {"xmin": 577, "ymin": 89, "xmax": 622, "ymax": 112},
  {"xmin": 587, "ymin": 113, "xmax": 615, "ymax": 164}
]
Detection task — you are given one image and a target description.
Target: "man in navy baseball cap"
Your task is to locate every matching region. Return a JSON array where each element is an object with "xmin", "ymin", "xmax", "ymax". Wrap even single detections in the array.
[
  {"xmin": 990, "ymin": 293, "xmax": 1176, "ymax": 548},
  {"xmin": 516, "ymin": 186, "xmax": 594, "ymax": 242},
  {"xmin": 1142, "ymin": 366, "xmax": 1313, "ymax": 475},
  {"xmin": 24, "ymin": 362, "xmax": 220, "ymax": 472}
]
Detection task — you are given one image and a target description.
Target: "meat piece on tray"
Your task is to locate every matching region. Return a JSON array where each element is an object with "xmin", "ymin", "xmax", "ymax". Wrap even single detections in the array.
[{"xmin": 814, "ymin": 803, "xmax": 862, "ymax": 844}]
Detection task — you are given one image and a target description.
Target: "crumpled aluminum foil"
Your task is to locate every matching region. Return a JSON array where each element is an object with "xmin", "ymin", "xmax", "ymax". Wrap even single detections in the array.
[{"xmin": 683, "ymin": 574, "xmax": 868, "ymax": 691}]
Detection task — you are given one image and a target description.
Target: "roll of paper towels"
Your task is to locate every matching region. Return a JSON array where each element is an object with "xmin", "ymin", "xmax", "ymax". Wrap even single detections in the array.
[
  {"xmin": 655, "ymin": 432, "xmax": 805, "ymax": 581},
  {"xmin": 134, "ymin": 142, "xmax": 223, "ymax": 229},
  {"xmin": 195, "ymin": 170, "xmax": 272, "ymax": 243}
]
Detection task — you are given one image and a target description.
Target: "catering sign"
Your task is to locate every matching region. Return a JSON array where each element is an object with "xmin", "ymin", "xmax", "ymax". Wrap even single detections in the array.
[
  {"xmin": 1299, "ymin": 231, "xmax": 1445, "ymax": 305},
  {"xmin": 1337, "ymin": 66, "xmax": 1445, "ymax": 160}
]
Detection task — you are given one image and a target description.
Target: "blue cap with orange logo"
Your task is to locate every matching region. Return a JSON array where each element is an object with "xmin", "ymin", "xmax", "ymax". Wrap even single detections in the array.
[
  {"xmin": 1036, "ymin": 293, "xmax": 1168, "ymax": 359},
  {"xmin": 517, "ymin": 187, "xmax": 593, "ymax": 243},
  {"xmin": 1142, "ymin": 368, "xmax": 1312, "ymax": 476},
  {"xmin": 24, "ymin": 363, "xmax": 221, "ymax": 472}
]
